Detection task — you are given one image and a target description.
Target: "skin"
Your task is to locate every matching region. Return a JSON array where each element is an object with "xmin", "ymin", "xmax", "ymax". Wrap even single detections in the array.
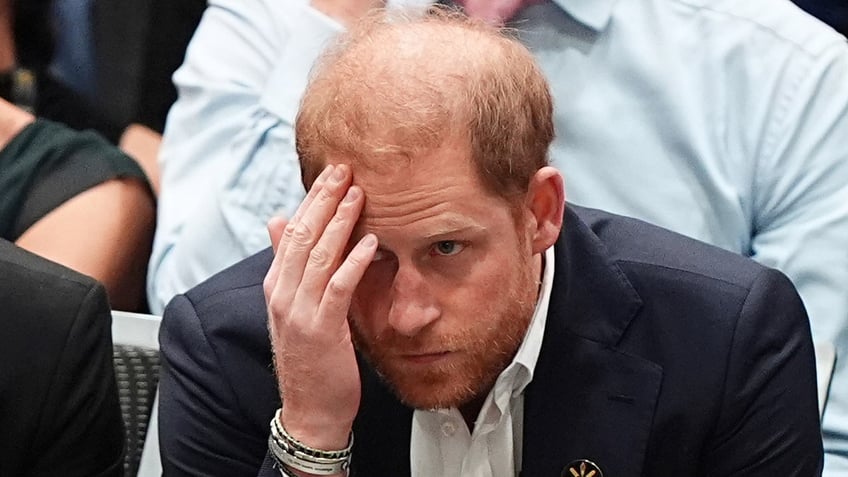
[
  {"xmin": 0, "ymin": 0, "xmax": 14, "ymax": 72},
  {"xmin": 119, "ymin": 123, "xmax": 161, "ymax": 195},
  {"xmin": 264, "ymin": 139, "xmax": 564, "ymax": 477},
  {"xmin": 0, "ymin": 98, "xmax": 154, "ymax": 311}
]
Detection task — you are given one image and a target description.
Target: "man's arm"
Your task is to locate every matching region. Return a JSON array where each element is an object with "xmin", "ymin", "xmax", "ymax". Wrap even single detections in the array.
[
  {"xmin": 159, "ymin": 293, "xmax": 270, "ymax": 475},
  {"xmin": 31, "ymin": 281, "xmax": 125, "ymax": 477},
  {"xmin": 700, "ymin": 268, "xmax": 823, "ymax": 474},
  {"xmin": 747, "ymin": 42, "xmax": 848, "ymax": 466},
  {"xmin": 148, "ymin": 0, "xmax": 345, "ymax": 313}
]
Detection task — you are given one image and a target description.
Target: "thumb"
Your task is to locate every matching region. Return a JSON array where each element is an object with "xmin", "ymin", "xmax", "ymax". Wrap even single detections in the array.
[{"xmin": 268, "ymin": 216, "xmax": 288, "ymax": 254}]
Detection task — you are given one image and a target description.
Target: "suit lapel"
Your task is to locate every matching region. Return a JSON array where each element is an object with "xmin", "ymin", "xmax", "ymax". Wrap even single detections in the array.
[
  {"xmin": 520, "ymin": 207, "xmax": 662, "ymax": 477},
  {"xmin": 351, "ymin": 354, "xmax": 413, "ymax": 476},
  {"xmin": 342, "ymin": 207, "xmax": 662, "ymax": 476}
]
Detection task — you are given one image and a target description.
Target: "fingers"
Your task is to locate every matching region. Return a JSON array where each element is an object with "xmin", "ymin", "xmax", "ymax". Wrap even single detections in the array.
[
  {"xmin": 266, "ymin": 165, "xmax": 336, "ymax": 297},
  {"xmin": 318, "ymin": 233, "xmax": 378, "ymax": 325},
  {"xmin": 264, "ymin": 216, "xmax": 288, "ymax": 295},
  {"xmin": 268, "ymin": 216, "xmax": 287, "ymax": 255},
  {"xmin": 266, "ymin": 164, "xmax": 353, "ymax": 312},
  {"xmin": 292, "ymin": 184, "xmax": 366, "ymax": 325}
]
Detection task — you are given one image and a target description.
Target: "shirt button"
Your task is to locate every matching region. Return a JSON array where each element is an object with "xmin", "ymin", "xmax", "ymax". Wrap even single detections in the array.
[{"xmin": 441, "ymin": 420, "xmax": 457, "ymax": 437}]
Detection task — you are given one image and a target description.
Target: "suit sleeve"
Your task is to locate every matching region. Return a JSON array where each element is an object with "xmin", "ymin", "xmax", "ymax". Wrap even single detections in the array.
[
  {"xmin": 159, "ymin": 294, "xmax": 268, "ymax": 476},
  {"xmin": 30, "ymin": 281, "xmax": 124, "ymax": 477},
  {"xmin": 700, "ymin": 268, "xmax": 823, "ymax": 475}
]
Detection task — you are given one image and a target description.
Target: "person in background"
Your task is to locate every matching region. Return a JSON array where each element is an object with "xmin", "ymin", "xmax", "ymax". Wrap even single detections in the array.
[
  {"xmin": 150, "ymin": 0, "xmax": 848, "ymax": 471},
  {"xmin": 2, "ymin": 0, "xmax": 206, "ymax": 194},
  {"xmin": 0, "ymin": 238, "xmax": 124, "ymax": 476},
  {"xmin": 157, "ymin": 11, "xmax": 823, "ymax": 475},
  {"xmin": 0, "ymin": 97, "xmax": 155, "ymax": 311}
]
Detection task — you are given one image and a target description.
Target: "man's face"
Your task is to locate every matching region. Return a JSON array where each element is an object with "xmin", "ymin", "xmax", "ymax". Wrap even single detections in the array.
[{"xmin": 341, "ymin": 143, "xmax": 541, "ymax": 410}]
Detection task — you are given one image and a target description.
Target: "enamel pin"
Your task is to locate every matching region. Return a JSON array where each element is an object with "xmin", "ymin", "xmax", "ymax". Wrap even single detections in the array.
[{"xmin": 563, "ymin": 459, "xmax": 603, "ymax": 477}]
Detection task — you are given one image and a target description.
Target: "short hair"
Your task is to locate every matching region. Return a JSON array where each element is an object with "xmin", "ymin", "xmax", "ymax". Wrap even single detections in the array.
[{"xmin": 295, "ymin": 6, "xmax": 554, "ymax": 204}]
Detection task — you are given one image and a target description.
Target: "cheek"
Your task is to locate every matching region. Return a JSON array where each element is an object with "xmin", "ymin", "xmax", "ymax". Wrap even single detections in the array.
[{"xmin": 351, "ymin": 272, "xmax": 392, "ymax": 335}]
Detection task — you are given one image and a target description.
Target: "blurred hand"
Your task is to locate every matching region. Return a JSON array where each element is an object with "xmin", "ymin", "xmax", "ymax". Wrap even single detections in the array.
[{"xmin": 264, "ymin": 164, "xmax": 377, "ymax": 451}]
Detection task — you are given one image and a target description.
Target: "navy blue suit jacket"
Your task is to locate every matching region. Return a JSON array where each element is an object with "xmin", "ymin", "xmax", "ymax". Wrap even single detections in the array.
[{"xmin": 159, "ymin": 205, "xmax": 823, "ymax": 476}]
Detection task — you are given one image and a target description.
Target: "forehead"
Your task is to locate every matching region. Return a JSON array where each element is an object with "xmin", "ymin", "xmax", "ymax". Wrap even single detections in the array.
[{"xmin": 330, "ymin": 144, "xmax": 514, "ymax": 238}]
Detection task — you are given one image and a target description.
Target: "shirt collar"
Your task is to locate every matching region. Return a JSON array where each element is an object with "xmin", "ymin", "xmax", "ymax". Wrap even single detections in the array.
[
  {"xmin": 505, "ymin": 245, "xmax": 556, "ymax": 397},
  {"xmin": 546, "ymin": 0, "xmax": 618, "ymax": 31}
]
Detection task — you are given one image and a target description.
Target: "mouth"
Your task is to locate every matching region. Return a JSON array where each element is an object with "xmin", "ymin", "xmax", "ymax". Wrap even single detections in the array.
[{"xmin": 399, "ymin": 351, "xmax": 453, "ymax": 365}]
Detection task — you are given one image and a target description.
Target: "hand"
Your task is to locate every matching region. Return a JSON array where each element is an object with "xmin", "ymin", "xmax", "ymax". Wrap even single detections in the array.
[
  {"xmin": 310, "ymin": 0, "xmax": 387, "ymax": 27},
  {"xmin": 264, "ymin": 164, "xmax": 377, "ymax": 450}
]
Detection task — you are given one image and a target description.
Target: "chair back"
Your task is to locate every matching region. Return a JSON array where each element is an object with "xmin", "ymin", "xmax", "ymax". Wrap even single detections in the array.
[{"xmin": 112, "ymin": 311, "xmax": 162, "ymax": 477}]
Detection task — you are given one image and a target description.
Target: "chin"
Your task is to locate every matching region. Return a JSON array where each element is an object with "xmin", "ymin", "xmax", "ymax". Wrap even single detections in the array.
[{"xmin": 372, "ymin": 354, "xmax": 502, "ymax": 410}]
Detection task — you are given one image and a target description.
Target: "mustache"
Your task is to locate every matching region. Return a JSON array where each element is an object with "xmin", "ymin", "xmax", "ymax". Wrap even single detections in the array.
[{"xmin": 353, "ymin": 318, "xmax": 521, "ymax": 358}]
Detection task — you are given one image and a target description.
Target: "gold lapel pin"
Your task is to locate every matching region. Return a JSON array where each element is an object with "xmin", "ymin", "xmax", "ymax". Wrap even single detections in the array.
[{"xmin": 563, "ymin": 459, "xmax": 603, "ymax": 477}]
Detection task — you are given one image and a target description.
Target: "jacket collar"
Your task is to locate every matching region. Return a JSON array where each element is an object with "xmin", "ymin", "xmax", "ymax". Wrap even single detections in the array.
[
  {"xmin": 351, "ymin": 205, "xmax": 660, "ymax": 476},
  {"xmin": 520, "ymin": 205, "xmax": 660, "ymax": 477}
]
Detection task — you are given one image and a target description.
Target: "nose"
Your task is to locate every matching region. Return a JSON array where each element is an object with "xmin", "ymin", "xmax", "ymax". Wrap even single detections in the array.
[{"xmin": 387, "ymin": 264, "xmax": 440, "ymax": 337}]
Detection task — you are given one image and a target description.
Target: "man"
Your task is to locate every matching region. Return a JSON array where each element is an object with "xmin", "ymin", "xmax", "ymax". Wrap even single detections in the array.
[
  {"xmin": 0, "ymin": 239, "xmax": 124, "ymax": 476},
  {"xmin": 150, "ymin": 1, "xmax": 848, "ymax": 469},
  {"xmin": 158, "ymin": 11, "xmax": 822, "ymax": 476}
]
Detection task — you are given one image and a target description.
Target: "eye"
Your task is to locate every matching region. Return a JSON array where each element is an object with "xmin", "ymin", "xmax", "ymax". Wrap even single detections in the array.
[{"xmin": 430, "ymin": 241, "xmax": 465, "ymax": 257}]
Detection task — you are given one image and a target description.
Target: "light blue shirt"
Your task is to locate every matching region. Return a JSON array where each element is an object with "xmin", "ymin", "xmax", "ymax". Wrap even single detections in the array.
[{"xmin": 150, "ymin": 0, "xmax": 848, "ymax": 470}]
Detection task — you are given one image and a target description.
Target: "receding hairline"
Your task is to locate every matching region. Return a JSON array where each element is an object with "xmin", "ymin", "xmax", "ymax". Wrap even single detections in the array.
[{"xmin": 296, "ymin": 7, "xmax": 555, "ymax": 206}]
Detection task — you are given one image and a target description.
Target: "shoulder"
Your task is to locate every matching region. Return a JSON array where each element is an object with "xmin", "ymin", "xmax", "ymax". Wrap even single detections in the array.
[
  {"xmin": 572, "ymin": 205, "xmax": 768, "ymax": 291},
  {"xmin": 161, "ymin": 247, "xmax": 273, "ymax": 370},
  {"xmin": 0, "ymin": 239, "xmax": 105, "ymax": 318},
  {"xmin": 666, "ymin": 0, "xmax": 846, "ymax": 56},
  {"xmin": 181, "ymin": 247, "xmax": 272, "ymax": 315}
]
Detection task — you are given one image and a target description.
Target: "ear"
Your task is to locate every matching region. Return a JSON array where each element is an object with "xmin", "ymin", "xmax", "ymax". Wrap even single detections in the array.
[{"xmin": 525, "ymin": 166, "xmax": 565, "ymax": 254}]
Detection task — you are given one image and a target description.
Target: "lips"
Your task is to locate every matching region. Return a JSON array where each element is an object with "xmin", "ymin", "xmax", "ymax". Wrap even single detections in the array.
[{"xmin": 399, "ymin": 351, "xmax": 452, "ymax": 364}]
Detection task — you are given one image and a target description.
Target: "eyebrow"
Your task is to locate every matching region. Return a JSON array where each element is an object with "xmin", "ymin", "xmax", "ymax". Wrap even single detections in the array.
[{"xmin": 421, "ymin": 224, "xmax": 487, "ymax": 241}]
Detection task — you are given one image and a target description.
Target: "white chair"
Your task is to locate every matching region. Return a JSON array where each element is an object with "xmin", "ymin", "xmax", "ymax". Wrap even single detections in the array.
[
  {"xmin": 815, "ymin": 341, "xmax": 836, "ymax": 419},
  {"xmin": 112, "ymin": 311, "xmax": 162, "ymax": 477}
]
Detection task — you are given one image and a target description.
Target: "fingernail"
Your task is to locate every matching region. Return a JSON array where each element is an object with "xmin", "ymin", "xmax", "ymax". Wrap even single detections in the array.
[
  {"xmin": 362, "ymin": 234, "xmax": 377, "ymax": 248},
  {"xmin": 319, "ymin": 164, "xmax": 334, "ymax": 181},
  {"xmin": 332, "ymin": 164, "xmax": 347, "ymax": 182},
  {"xmin": 344, "ymin": 186, "xmax": 360, "ymax": 203}
]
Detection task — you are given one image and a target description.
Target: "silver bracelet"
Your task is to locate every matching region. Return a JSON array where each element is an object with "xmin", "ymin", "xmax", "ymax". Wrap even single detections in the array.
[{"xmin": 268, "ymin": 409, "xmax": 353, "ymax": 476}]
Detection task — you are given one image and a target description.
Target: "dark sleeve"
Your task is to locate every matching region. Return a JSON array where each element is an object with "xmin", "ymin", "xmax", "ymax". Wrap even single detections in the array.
[
  {"xmin": 30, "ymin": 281, "xmax": 125, "ymax": 477},
  {"xmin": 133, "ymin": 0, "xmax": 207, "ymax": 133},
  {"xmin": 158, "ymin": 294, "xmax": 267, "ymax": 476},
  {"xmin": 700, "ymin": 268, "xmax": 823, "ymax": 475}
]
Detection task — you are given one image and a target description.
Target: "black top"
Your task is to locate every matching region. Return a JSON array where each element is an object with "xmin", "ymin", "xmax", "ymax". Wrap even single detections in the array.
[{"xmin": 0, "ymin": 239, "xmax": 124, "ymax": 476}]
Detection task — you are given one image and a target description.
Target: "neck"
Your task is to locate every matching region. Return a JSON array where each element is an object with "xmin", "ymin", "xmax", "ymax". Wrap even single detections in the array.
[{"xmin": 457, "ymin": 251, "xmax": 545, "ymax": 431}]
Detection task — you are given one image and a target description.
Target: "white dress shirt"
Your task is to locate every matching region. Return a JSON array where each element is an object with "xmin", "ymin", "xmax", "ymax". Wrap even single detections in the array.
[
  {"xmin": 150, "ymin": 1, "xmax": 848, "ymax": 472},
  {"xmin": 410, "ymin": 247, "xmax": 555, "ymax": 477}
]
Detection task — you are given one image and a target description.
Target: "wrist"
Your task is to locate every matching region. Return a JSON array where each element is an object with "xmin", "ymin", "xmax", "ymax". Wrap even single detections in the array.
[
  {"xmin": 270, "ymin": 409, "xmax": 353, "ymax": 476},
  {"xmin": 279, "ymin": 407, "xmax": 353, "ymax": 451}
]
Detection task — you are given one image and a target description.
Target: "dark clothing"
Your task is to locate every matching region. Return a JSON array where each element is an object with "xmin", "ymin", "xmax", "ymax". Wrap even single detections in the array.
[
  {"xmin": 793, "ymin": 0, "xmax": 848, "ymax": 36},
  {"xmin": 0, "ymin": 119, "xmax": 150, "ymax": 240},
  {"xmin": 0, "ymin": 239, "xmax": 124, "ymax": 477},
  {"xmin": 158, "ymin": 205, "xmax": 823, "ymax": 476},
  {"xmin": 133, "ymin": 0, "xmax": 207, "ymax": 134},
  {"xmin": 13, "ymin": 0, "xmax": 206, "ymax": 140}
]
